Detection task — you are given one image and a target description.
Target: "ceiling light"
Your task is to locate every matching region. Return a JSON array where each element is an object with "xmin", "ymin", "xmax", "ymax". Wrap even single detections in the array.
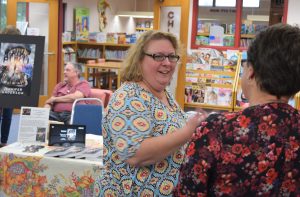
[{"xmin": 116, "ymin": 11, "xmax": 153, "ymax": 19}]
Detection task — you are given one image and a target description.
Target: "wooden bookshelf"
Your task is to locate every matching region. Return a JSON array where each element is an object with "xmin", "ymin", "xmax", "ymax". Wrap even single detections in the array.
[{"xmin": 61, "ymin": 41, "xmax": 131, "ymax": 91}]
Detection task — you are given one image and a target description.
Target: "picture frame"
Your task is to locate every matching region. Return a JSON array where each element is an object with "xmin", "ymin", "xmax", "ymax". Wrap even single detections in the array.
[{"xmin": 0, "ymin": 34, "xmax": 45, "ymax": 108}]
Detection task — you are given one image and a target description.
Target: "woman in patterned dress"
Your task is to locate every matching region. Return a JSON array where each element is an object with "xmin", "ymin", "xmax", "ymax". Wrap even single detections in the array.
[
  {"xmin": 94, "ymin": 30, "xmax": 206, "ymax": 196},
  {"xmin": 174, "ymin": 24, "xmax": 300, "ymax": 196}
]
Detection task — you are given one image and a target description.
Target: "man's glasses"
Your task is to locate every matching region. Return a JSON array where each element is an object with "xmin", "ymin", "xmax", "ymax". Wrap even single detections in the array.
[{"xmin": 144, "ymin": 52, "xmax": 180, "ymax": 63}]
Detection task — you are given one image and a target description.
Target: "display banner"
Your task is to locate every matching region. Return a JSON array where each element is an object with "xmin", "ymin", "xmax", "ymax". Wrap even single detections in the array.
[
  {"xmin": 0, "ymin": 35, "xmax": 45, "ymax": 108},
  {"xmin": 159, "ymin": 6, "xmax": 182, "ymax": 39}
]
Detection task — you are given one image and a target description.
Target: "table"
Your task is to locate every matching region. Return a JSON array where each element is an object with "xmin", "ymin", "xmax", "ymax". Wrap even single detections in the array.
[
  {"xmin": 0, "ymin": 143, "xmax": 103, "ymax": 197},
  {"xmin": 84, "ymin": 62, "xmax": 122, "ymax": 90}
]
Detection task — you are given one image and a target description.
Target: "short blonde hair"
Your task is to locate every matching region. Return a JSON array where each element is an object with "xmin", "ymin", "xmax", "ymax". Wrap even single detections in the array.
[{"xmin": 120, "ymin": 30, "xmax": 181, "ymax": 82}]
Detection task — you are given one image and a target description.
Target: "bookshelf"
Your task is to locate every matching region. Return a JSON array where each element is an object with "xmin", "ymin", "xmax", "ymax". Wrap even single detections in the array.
[{"xmin": 61, "ymin": 42, "xmax": 131, "ymax": 90}]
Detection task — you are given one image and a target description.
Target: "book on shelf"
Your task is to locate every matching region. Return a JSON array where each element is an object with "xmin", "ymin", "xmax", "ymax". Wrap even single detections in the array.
[
  {"xmin": 74, "ymin": 8, "xmax": 90, "ymax": 42},
  {"xmin": 77, "ymin": 48, "xmax": 101, "ymax": 58},
  {"xmin": 106, "ymin": 33, "xmax": 118, "ymax": 43},
  {"xmin": 185, "ymin": 84, "xmax": 206, "ymax": 104},
  {"xmin": 117, "ymin": 33, "xmax": 126, "ymax": 44},
  {"xmin": 62, "ymin": 46, "xmax": 75, "ymax": 53},
  {"xmin": 196, "ymin": 35, "xmax": 210, "ymax": 45}
]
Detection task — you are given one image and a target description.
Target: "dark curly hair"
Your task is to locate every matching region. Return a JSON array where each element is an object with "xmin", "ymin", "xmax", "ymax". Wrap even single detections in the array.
[{"xmin": 247, "ymin": 23, "xmax": 300, "ymax": 98}]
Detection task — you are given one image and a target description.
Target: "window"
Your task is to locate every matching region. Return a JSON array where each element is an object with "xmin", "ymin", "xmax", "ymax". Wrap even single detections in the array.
[
  {"xmin": 191, "ymin": 0, "xmax": 287, "ymax": 49},
  {"xmin": 0, "ymin": 0, "xmax": 7, "ymax": 31}
]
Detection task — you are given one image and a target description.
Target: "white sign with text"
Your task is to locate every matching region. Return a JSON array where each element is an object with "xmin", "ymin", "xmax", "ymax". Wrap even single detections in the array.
[
  {"xmin": 18, "ymin": 107, "xmax": 50, "ymax": 145},
  {"xmin": 160, "ymin": 6, "xmax": 181, "ymax": 39}
]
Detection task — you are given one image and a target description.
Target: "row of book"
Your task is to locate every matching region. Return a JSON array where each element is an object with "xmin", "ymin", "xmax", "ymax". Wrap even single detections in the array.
[
  {"xmin": 77, "ymin": 48, "xmax": 102, "ymax": 58},
  {"xmin": 63, "ymin": 31, "xmax": 141, "ymax": 44},
  {"xmin": 105, "ymin": 50, "xmax": 128, "ymax": 60},
  {"xmin": 196, "ymin": 35, "xmax": 234, "ymax": 46},
  {"xmin": 185, "ymin": 86, "xmax": 232, "ymax": 106},
  {"xmin": 186, "ymin": 74, "xmax": 233, "ymax": 85},
  {"xmin": 63, "ymin": 53, "xmax": 77, "ymax": 63},
  {"xmin": 240, "ymin": 38, "xmax": 253, "ymax": 47},
  {"xmin": 187, "ymin": 48, "xmax": 239, "ymax": 71},
  {"xmin": 63, "ymin": 46, "xmax": 77, "ymax": 62},
  {"xmin": 197, "ymin": 22, "xmax": 236, "ymax": 34},
  {"xmin": 136, "ymin": 21, "xmax": 153, "ymax": 29},
  {"xmin": 197, "ymin": 22, "xmax": 268, "ymax": 35}
]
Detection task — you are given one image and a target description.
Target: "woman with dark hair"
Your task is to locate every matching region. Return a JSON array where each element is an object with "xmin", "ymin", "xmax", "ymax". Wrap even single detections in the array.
[
  {"xmin": 0, "ymin": 25, "xmax": 21, "ymax": 147},
  {"xmin": 174, "ymin": 24, "xmax": 300, "ymax": 196}
]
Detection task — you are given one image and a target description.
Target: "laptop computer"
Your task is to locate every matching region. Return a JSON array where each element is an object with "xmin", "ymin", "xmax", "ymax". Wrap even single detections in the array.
[{"xmin": 48, "ymin": 124, "xmax": 86, "ymax": 147}]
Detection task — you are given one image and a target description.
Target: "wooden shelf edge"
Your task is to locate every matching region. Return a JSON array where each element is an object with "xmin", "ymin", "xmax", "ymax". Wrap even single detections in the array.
[{"xmin": 184, "ymin": 103, "xmax": 232, "ymax": 111}]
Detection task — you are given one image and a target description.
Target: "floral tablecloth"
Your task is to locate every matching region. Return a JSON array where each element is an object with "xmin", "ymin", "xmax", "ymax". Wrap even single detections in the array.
[{"xmin": 0, "ymin": 143, "xmax": 103, "ymax": 197}]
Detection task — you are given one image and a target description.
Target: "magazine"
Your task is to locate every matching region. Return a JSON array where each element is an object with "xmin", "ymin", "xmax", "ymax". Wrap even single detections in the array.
[
  {"xmin": 44, "ymin": 146, "xmax": 103, "ymax": 159},
  {"xmin": 44, "ymin": 146, "xmax": 73, "ymax": 157},
  {"xmin": 75, "ymin": 147, "xmax": 103, "ymax": 159}
]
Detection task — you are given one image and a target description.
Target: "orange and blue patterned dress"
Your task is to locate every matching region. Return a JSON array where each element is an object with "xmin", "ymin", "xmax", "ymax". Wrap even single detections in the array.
[{"xmin": 94, "ymin": 82, "xmax": 187, "ymax": 196}]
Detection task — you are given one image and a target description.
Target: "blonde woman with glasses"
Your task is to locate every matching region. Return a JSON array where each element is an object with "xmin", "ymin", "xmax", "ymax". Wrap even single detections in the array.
[{"xmin": 95, "ymin": 30, "xmax": 206, "ymax": 196}]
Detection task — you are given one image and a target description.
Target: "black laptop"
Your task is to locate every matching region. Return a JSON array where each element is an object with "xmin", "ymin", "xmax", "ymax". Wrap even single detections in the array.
[{"xmin": 48, "ymin": 124, "xmax": 86, "ymax": 147}]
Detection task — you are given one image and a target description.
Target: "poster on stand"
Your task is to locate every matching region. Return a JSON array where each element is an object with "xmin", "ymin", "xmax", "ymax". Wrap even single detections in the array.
[{"xmin": 0, "ymin": 34, "xmax": 44, "ymax": 108}]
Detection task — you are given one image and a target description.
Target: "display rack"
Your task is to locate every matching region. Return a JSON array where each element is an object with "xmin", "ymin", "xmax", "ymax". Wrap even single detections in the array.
[{"xmin": 185, "ymin": 48, "xmax": 240, "ymax": 112}]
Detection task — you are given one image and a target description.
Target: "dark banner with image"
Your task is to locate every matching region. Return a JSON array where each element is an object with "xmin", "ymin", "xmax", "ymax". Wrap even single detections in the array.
[{"xmin": 0, "ymin": 35, "xmax": 44, "ymax": 108}]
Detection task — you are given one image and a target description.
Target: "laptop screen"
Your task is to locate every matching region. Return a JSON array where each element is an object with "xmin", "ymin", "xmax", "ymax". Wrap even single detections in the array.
[{"xmin": 49, "ymin": 124, "xmax": 86, "ymax": 146}]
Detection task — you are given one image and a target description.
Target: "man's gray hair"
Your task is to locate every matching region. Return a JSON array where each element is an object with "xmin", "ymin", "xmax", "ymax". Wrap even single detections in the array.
[{"xmin": 66, "ymin": 62, "xmax": 83, "ymax": 78}]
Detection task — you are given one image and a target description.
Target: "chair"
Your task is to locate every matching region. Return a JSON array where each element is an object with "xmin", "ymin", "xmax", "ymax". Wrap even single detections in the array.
[
  {"xmin": 90, "ymin": 88, "xmax": 113, "ymax": 108},
  {"xmin": 70, "ymin": 98, "xmax": 103, "ymax": 135}
]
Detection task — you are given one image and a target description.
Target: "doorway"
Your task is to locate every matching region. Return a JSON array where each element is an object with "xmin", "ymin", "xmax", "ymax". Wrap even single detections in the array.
[{"xmin": 7, "ymin": 0, "xmax": 59, "ymax": 107}]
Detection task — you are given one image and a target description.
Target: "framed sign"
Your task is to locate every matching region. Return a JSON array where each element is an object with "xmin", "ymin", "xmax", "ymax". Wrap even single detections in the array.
[
  {"xmin": 159, "ymin": 6, "xmax": 181, "ymax": 39},
  {"xmin": 0, "ymin": 35, "xmax": 45, "ymax": 108}
]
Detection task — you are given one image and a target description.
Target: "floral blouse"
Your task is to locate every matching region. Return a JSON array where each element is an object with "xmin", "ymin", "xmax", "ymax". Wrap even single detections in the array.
[
  {"xmin": 174, "ymin": 103, "xmax": 300, "ymax": 196},
  {"xmin": 94, "ymin": 82, "xmax": 187, "ymax": 196}
]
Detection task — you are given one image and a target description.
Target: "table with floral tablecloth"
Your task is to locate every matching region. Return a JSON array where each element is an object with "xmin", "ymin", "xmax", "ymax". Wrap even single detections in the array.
[{"xmin": 0, "ymin": 143, "xmax": 103, "ymax": 197}]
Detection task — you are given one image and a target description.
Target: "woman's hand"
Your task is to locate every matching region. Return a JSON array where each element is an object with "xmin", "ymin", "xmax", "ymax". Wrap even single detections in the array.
[{"xmin": 186, "ymin": 109, "xmax": 208, "ymax": 131}]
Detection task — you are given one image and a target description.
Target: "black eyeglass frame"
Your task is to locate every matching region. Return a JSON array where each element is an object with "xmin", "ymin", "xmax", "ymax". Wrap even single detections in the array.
[{"xmin": 143, "ymin": 52, "xmax": 180, "ymax": 63}]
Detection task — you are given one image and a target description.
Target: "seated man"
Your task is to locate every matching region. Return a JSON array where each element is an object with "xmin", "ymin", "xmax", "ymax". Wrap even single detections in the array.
[{"xmin": 44, "ymin": 62, "xmax": 91, "ymax": 124}]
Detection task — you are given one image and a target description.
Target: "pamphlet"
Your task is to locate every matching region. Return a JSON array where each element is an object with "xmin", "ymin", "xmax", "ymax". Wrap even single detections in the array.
[{"xmin": 18, "ymin": 107, "xmax": 50, "ymax": 145}]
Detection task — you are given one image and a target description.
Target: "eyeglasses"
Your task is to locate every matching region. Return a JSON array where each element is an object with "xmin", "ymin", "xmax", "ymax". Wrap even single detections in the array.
[{"xmin": 143, "ymin": 52, "xmax": 180, "ymax": 63}]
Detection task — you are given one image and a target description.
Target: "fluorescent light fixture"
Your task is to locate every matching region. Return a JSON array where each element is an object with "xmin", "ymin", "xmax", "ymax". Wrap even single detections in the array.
[
  {"xmin": 198, "ymin": 0, "xmax": 213, "ymax": 6},
  {"xmin": 211, "ymin": 0, "xmax": 260, "ymax": 7},
  {"xmin": 199, "ymin": 18, "xmax": 217, "ymax": 21},
  {"xmin": 215, "ymin": 0, "xmax": 235, "ymax": 7},
  {"xmin": 116, "ymin": 11, "xmax": 153, "ymax": 18},
  {"xmin": 247, "ymin": 15, "xmax": 269, "ymax": 22},
  {"xmin": 243, "ymin": 0, "xmax": 260, "ymax": 7}
]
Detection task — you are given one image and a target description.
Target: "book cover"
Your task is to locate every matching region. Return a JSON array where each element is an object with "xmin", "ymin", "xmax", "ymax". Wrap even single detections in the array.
[
  {"xmin": 118, "ymin": 33, "xmax": 126, "ymax": 44},
  {"xmin": 74, "ymin": 8, "xmax": 90, "ymax": 42},
  {"xmin": 204, "ymin": 87, "xmax": 218, "ymax": 105}
]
